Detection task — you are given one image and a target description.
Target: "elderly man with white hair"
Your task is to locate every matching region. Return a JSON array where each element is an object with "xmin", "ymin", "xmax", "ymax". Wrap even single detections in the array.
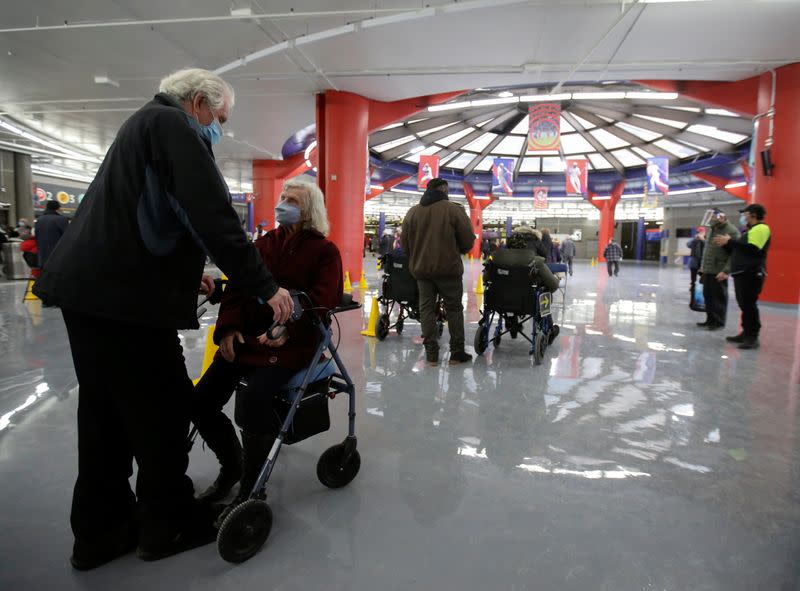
[{"xmin": 34, "ymin": 68, "xmax": 294, "ymax": 569}]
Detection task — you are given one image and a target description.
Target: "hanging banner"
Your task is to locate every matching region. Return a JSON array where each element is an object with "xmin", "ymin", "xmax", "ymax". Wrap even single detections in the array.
[
  {"xmin": 565, "ymin": 159, "xmax": 588, "ymax": 195},
  {"xmin": 492, "ymin": 158, "xmax": 514, "ymax": 195},
  {"xmin": 528, "ymin": 103, "xmax": 561, "ymax": 152},
  {"xmin": 418, "ymin": 155, "xmax": 439, "ymax": 188},
  {"xmin": 533, "ymin": 186, "xmax": 548, "ymax": 209},
  {"xmin": 641, "ymin": 183, "xmax": 660, "ymax": 209},
  {"xmin": 645, "ymin": 156, "xmax": 669, "ymax": 196}
]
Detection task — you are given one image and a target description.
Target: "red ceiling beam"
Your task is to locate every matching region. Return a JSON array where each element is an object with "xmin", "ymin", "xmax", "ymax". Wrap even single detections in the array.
[
  {"xmin": 635, "ymin": 78, "xmax": 759, "ymax": 117},
  {"xmin": 252, "ymin": 152, "xmax": 309, "ymax": 180},
  {"xmin": 368, "ymin": 90, "xmax": 466, "ymax": 133},
  {"xmin": 691, "ymin": 171, "xmax": 748, "ymax": 201},
  {"xmin": 366, "ymin": 174, "xmax": 411, "ymax": 200}
]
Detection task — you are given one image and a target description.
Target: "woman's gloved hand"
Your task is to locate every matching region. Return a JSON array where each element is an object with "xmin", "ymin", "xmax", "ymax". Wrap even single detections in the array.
[
  {"xmin": 219, "ymin": 330, "xmax": 244, "ymax": 362},
  {"xmin": 257, "ymin": 325, "xmax": 288, "ymax": 348}
]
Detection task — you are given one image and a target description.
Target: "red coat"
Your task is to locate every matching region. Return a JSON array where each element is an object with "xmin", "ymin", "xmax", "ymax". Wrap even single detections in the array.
[{"xmin": 213, "ymin": 227, "xmax": 343, "ymax": 370}]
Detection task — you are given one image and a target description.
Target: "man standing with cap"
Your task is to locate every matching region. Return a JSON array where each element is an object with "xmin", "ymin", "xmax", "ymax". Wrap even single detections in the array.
[
  {"xmin": 713, "ymin": 203, "xmax": 771, "ymax": 349},
  {"xmin": 698, "ymin": 209, "xmax": 739, "ymax": 330}
]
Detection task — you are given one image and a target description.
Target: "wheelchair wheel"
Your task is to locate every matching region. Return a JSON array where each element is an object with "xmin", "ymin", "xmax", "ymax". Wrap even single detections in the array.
[
  {"xmin": 376, "ymin": 314, "xmax": 390, "ymax": 341},
  {"xmin": 396, "ymin": 316, "xmax": 404, "ymax": 334},
  {"xmin": 492, "ymin": 334, "xmax": 501, "ymax": 348},
  {"xmin": 532, "ymin": 332, "xmax": 545, "ymax": 365},
  {"xmin": 474, "ymin": 325, "xmax": 488, "ymax": 355},
  {"xmin": 217, "ymin": 499, "xmax": 273, "ymax": 563},
  {"xmin": 317, "ymin": 444, "xmax": 361, "ymax": 489},
  {"xmin": 548, "ymin": 324, "xmax": 560, "ymax": 345}
]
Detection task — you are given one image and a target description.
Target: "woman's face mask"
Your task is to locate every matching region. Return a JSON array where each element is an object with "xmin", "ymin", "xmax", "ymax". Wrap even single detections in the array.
[{"xmin": 275, "ymin": 201, "xmax": 302, "ymax": 226}]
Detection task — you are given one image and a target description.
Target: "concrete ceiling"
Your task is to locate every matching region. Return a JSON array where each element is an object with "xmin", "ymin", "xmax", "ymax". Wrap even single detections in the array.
[{"xmin": 0, "ymin": 0, "xmax": 798, "ymax": 187}]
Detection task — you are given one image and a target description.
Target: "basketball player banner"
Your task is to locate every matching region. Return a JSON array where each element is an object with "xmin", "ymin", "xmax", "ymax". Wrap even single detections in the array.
[
  {"xmin": 418, "ymin": 155, "xmax": 439, "ymax": 189},
  {"xmin": 492, "ymin": 158, "xmax": 514, "ymax": 195},
  {"xmin": 565, "ymin": 159, "xmax": 588, "ymax": 195},
  {"xmin": 533, "ymin": 186, "xmax": 548, "ymax": 209},
  {"xmin": 528, "ymin": 103, "xmax": 561, "ymax": 152}
]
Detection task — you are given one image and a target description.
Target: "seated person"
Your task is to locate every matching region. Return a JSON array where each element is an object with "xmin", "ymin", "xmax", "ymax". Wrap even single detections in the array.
[
  {"xmin": 492, "ymin": 231, "xmax": 560, "ymax": 293},
  {"xmin": 191, "ymin": 180, "xmax": 343, "ymax": 518}
]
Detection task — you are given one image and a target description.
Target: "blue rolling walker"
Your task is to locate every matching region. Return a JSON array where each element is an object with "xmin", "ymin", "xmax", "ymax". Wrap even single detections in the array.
[{"xmin": 195, "ymin": 284, "xmax": 362, "ymax": 563}]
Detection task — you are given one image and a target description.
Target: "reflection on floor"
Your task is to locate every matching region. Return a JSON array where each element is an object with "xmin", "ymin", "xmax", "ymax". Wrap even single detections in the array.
[{"xmin": 1, "ymin": 259, "xmax": 799, "ymax": 590}]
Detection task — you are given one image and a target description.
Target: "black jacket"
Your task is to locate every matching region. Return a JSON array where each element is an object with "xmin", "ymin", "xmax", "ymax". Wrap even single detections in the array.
[
  {"xmin": 35, "ymin": 210, "xmax": 70, "ymax": 268},
  {"xmin": 687, "ymin": 237, "xmax": 705, "ymax": 270},
  {"xmin": 33, "ymin": 93, "xmax": 278, "ymax": 328}
]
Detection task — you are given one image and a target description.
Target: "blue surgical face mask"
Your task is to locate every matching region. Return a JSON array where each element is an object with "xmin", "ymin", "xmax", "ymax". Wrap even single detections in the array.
[
  {"xmin": 739, "ymin": 214, "xmax": 747, "ymax": 227},
  {"xmin": 186, "ymin": 113, "xmax": 223, "ymax": 145},
  {"xmin": 275, "ymin": 201, "xmax": 302, "ymax": 226}
]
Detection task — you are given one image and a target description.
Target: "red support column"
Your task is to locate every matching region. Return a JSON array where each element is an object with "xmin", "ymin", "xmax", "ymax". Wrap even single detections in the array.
[
  {"xmin": 316, "ymin": 91, "xmax": 370, "ymax": 283},
  {"xmin": 589, "ymin": 181, "xmax": 624, "ymax": 262},
  {"xmin": 252, "ymin": 153, "xmax": 309, "ymax": 229},
  {"xmin": 753, "ymin": 63, "xmax": 800, "ymax": 304},
  {"xmin": 316, "ymin": 90, "xmax": 467, "ymax": 282},
  {"xmin": 464, "ymin": 183, "xmax": 496, "ymax": 259}
]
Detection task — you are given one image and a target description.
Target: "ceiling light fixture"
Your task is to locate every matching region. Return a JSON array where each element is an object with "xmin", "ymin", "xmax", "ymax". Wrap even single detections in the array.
[
  {"xmin": 470, "ymin": 97, "xmax": 519, "ymax": 107},
  {"xmin": 572, "ymin": 92, "xmax": 626, "ymax": 100},
  {"xmin": 93, "ymin": 75, "xmax": 120, "ymax": 88},
  {"xmin": 724, "ymin": 182, "xmax": 747, "ymax": 189},
  {"xmin": 625, "ymin": 91, "xmax": 679, "ymax": 100},
  {"xmin": 427, "ymin": 101, "xmax": 471, "ymax": 112},
  {"xmin": 31, "ymin": 165, "xmax": 96, "ymax": 183},
  {"xmin": 497, "ymin": 91, "xmax": 514, "ymax": 98},
  {"xmin": 520, "ymin": 93, "xmax": 572, "ymax": 102}
]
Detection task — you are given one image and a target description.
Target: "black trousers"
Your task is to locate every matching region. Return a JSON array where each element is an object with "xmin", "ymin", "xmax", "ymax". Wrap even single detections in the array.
[
  {"xmin": 62, "ymin": 309, "xmax": 196, "ymax": 549},
  {"xmin": 702, "ymin": 274, "xmax": 728, "ymax": 326},
  {"xmin": 733, "ymin": 272, "xmax": 765, "ymax": 338},
  {"xmin": 192, "ymin": 358, "xmax": 295, "ymax": 438},
  {"xmin": 417, "ymin": 276, "xmax": 465, "ymax": 355},
  {"xmin": 689, "ymin": 268, "xmax": 699, "ymax": 292},
  {"xmin": 607, "ymin": 261, "xmax": 619, "ymax": 276}
]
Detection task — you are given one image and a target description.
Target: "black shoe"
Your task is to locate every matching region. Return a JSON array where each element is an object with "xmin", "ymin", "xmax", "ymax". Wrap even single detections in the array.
[
  {"xmin": 696, "ymin": 321, "xmax": 710, "ymax": 327},
  {"xmin": 738, "ymin": 338, "xmax": 760, "ymax": 350},
  {"xmin": 707, "ymin": 324, "xmax": 724, "ymax": 331},
  {"xmin": 71, "ymin": 522, "xmax": 138, "ymax": 571},
  {"xmin": 449, "ymin": 351, "xmax": 473, "ymax": 365},
  {"xmin": 196, "ymin": 431, "xmax": 243, "ymax": 504},
  {"xmin": 726, "ymin": 333, "xmax": 745, "ymax": 343},
  {"xmin": 136, "ymin": 503, "xmax": 223, "ymax": 562},
  {"xmin": 214, "ymin": 431, "xmax": 273, "ymax": 529},
  {"xmin": 426, "ymin": 351, "xmax": 439, "ymax": 367},
  {"xmin": 197, "ymin": 463, "xmax": 242, "ymax": 504}
]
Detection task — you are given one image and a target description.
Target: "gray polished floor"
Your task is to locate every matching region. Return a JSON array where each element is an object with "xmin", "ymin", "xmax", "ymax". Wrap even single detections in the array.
[{"xmin": 1, "ymin": 259, "xmax": 799, "ymax": 590}]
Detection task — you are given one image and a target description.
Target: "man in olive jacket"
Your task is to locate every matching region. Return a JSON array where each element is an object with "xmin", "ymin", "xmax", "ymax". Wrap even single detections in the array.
[
  {"xmin": 698, "ymin": 209, "xmax": 740, "ymax": 330},
  {"xmin": 402, "ymin": 178, "xmax": 475, "ymax": 366}
]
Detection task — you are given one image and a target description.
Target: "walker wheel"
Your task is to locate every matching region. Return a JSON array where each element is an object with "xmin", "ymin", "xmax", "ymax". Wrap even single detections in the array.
[
  {"xmin": 217, "ymin": 499, "xmax": 272, "ymax": 563},
  {"xmin": 317, "ymin": 444, "xmax": 361, "ymax": 489},
  {"xmin": 473, "ymin": 326, "xmax": 488, "ymax": 355},
  {"xmin": 376, "ymin": 314, "xmax": 390, "ymax": 341},
  {"xmin": 533, "ymin": 332, "xmax": 545, "ymax": 365}
]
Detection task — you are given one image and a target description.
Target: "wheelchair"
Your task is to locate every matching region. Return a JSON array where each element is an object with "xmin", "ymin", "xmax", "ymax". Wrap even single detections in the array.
[
  {"xmin": 376, "ymin": 250, "xmax": 446, "ymax": 341},
  {"xmin": 473, "ymin": 253, "xmax": 560, "ymax": 365},
  {"xmin": 193, "ymin": 280, "xmax": 362, "ymax": 563}
]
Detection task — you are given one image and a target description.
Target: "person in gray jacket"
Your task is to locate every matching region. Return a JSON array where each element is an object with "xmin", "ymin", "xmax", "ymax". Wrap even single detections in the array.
[
  {"xmin": 560, "ymin": 236, "xmax": 576, "ymax": 276},
  {"xmin": 698, "ymin": 210, "xmax": 740, "ymax": 330}
]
